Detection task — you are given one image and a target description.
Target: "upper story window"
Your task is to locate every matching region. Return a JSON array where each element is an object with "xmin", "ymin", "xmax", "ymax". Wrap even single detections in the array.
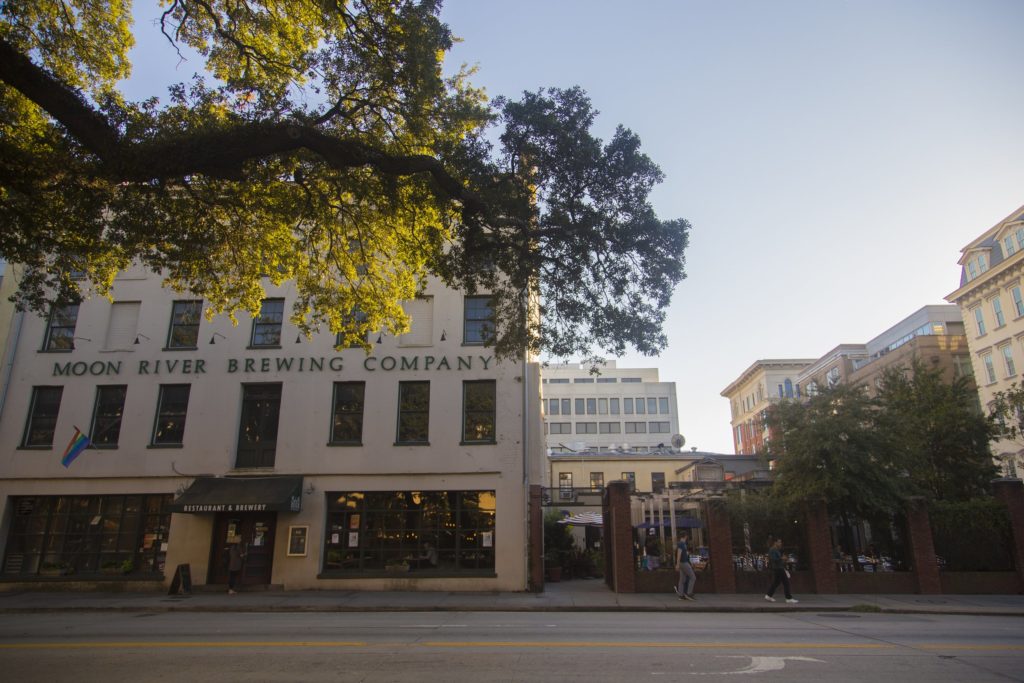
[
  {"xmin": 22, "ymin": 386, "xmax": 63, "ymax": 447},
  {"xmin": 573, "ymin": 378, "xmax": 595, "ymax": 383},
  {"xmin": 1013, "ymin": 287, "xmax": 1024, "ymax": 318},
  {"xmin": 1005, "ymin": 236, "xmax": 1017, "ymax": 256},
  {"xmin": 91, "ymin": 385, "xmax": 127, "ymax": 447},
  {"xmin": 250, "ymin": 298, "xmax": 284, "ymax": 348},
  {"xmin": 973, "ymin": 307, "xmax": 986, "ymax": 336},
  {"xmin": 331, "ymin": 381, "xmax": 365, "ymax": 445},
  {"xmin": 827, "ymin": 367, "xmax": 841, "ymax": 388},
  {"xmin": 236, "ymin": 383, "xmax": 282, "ymax": 467},
  {"xmin": 1017, "ymin": 227, "xmax": 1024, "ymax": 251},
  {"xmin": 621, "ymin": 378, "xmax": 642, "ymax": 383},
  {"xmin": 979, "ymin": 253, "xmax": 989, "ymax": 272},
  {"xmin": 167, "ymin": 300, "xmax": 202, "ymax": 349},
  {"xmin": 462, "ymin": 380, "xmax": 496, "ymax": 444},
  {"xmin": 396, "ymin": 381, "xmax": 430, "ymax": 444},
  {"xmin": 624, "ymin": 398, "xmax": 634, "ymax": 414},
  {"xmin": 968, "ymin": 261, "xmax": 978, "ymax": 280},
  {"xmin": 398, "ymin": 297, "xmax": 433, "ymax": 347},
  {"xmin": 610, "ymin": 398, "xmax": 620, "ymax": 414},
  {"xmin": 993, "ymin": 297, "xmax": 1006, "ymax": 327},
  {"xmin": 43, "ymin": 304, "xmax": 79, "ymax": 351},
  {"xmin": 463, "ymin": 295, "xmax": 493, "ymax": 345},
  {"xmin": 983, "ymin": 353, "xmax": 997, "ymax": 384},
  {"xmin": 104, "ymin": 301, "xmax": 140, "ymax": 350},
  {"xmin": 597, "ymin": 377, "xmax": 617, "ymax": 383},
  {"xmin": 659, "ymin": 397, "xmax": 670, "ymax": 413},
  {"xmin": 152, "ymin": 384, "xmax": 191, "ymax": 446}
]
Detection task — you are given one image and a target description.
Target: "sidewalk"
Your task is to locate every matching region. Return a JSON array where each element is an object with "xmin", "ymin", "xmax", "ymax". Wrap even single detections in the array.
[{"xmin": 1, "ymin": 578, "xmax": 1022, "ymax": 616}]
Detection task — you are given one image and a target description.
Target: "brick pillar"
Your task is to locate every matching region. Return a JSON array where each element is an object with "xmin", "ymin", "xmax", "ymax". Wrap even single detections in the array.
[
  {"xmin": 605, "ymin": 481, "xmax": 636, "ymax": 593},
  {"xmin": 803, "ymin": 499, "xmax": 838, "ymax": 594},
  {"xmin": 904, "ymin": 497, "xmax": 942, "ymax": 594},
  {"xmin": 703, "ymin": 497, "xmax": 735, "ymax": 593},
  {"xmin": 991, "ymin": 478, "xmax": 1024, "ymax": 592},
  {"xmin": 528, "ymin": 485, "xmax": 544, "ymax": 592}
]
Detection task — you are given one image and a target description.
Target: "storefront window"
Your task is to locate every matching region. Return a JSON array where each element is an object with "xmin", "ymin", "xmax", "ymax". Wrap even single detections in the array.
[
  {"xmin": 1, "ymin": 494, "xmax": 172, "ymax": 577},
  {"xmin": 322, "ymin": 490, "xmax": 495, "ymax": 575}
]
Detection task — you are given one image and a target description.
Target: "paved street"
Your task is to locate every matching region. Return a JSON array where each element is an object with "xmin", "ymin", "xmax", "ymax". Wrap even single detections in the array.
[{"xmin": 0, "ymin": 611, "xmax": 1022, "ymax": 682}]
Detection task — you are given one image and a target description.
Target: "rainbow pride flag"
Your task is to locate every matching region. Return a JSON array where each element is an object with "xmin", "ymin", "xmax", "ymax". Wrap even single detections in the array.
[{"xmin": 60, "ymin": 427, "xmax": 91, "ymax": 468}]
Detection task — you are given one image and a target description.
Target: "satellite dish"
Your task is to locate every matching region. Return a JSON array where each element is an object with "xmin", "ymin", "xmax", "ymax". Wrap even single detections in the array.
[{"xmin": 671, "ymin": 434, "xmax": 686, "ymax": 449}]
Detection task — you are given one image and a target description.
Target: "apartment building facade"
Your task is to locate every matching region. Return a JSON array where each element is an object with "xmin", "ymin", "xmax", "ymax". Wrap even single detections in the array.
[
  {"xmin": 720, "ymin": 359, "xmax": 815, "ymax": 455},
  {"xmin": 947, "ymin": 203, "xmax": 1024, "ymax": 477},
  {"xmin": 0, "ymin": 267, "xmax": 544, "ymax": 590}
]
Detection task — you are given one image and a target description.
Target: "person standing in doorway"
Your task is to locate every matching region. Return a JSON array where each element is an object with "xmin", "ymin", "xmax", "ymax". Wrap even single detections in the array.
[
  {"xmin": 764, "ymin": 538, "xmax": 798, "ymax": 603},
  {"xmin": 227, "ymin": 541, "xmax": 247, "ymax": 595},
  {"xmin": 675, "ymin": 531, "xmax": 696, "ymax": 601}
]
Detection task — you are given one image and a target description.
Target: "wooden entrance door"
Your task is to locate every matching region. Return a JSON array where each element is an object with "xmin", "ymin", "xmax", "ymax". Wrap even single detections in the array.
[{"xmin": 209, "ymin": 512, "xmax": 277, "ymax": 586}]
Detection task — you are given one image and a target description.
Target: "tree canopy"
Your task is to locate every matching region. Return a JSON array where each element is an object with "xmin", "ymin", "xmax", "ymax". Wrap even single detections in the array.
[
  {"xmin": 0, "ymin": 0, "xmax": 689, "ymax": 359},
  {"xmin": 765, "ymin": 360, "xmax": 997, "ymax": 517}
]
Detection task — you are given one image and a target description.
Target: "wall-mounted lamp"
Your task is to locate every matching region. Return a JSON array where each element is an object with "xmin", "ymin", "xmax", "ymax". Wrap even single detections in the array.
[
  {"xmin": 375, "ymin": 334, "xmax": 383, "ymax": 344},
  {"xmin": 440, "ymin": 330, "xmax": 447, "ymax": 342},
  {"xmin": 209, "ymin": 332, "xmax": 227, "ymax": 344},
  {"xmin": 295, "ymin": 334, "xmax": 303, "ymax": 344},
  {"xmin": 133, "ymin": 333, "xmax": 151, "ymax": 345},
  {"xmin": 304, "ymin": 482, "xmax": 316, "ymax": 495}
]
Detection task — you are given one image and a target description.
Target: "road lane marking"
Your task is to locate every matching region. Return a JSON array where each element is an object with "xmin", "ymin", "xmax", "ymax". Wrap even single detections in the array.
[
  {"xmin": 0, "ymin": 641, "xmax": 1020, "ymax": 652},
  {"xmin": 421, "ymin": 642, "xmax": 894, "ymax": 649}
]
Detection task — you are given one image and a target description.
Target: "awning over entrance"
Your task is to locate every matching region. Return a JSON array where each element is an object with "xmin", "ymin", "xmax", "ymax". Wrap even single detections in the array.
[{"xmin": 168, "ymin": 476, "xmax": 303, "ymax": 514}]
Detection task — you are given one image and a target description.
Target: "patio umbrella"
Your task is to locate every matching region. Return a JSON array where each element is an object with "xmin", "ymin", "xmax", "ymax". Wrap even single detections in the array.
[{"xmin": 557, "ymin": 512, "xmax": 603, "ymax": 527}]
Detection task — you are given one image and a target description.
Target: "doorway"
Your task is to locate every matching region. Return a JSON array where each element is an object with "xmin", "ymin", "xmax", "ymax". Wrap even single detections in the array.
[{"xmin": 208, "ymin": 512, "xmax": 277, "ymax": 586}]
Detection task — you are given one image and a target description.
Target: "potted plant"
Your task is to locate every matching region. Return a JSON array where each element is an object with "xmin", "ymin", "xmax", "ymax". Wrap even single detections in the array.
[{"xmin": 39, "ymin": 561, "xmax": 69, "ymax": 577}]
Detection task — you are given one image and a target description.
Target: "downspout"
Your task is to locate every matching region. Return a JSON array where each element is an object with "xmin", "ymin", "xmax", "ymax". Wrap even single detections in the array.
[{"xmin": 523, "ymin": 351, "xmax": 530, "ymax": 590}]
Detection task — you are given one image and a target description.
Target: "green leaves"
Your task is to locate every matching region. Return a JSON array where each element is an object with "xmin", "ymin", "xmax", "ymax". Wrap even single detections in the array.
[
  {"xmin": 766, "ymin": 360, "xmax": 997, "ymax": 519},
  {"xmin": 1, "ymin": 1, "xmax": 687, "ymax": 361}
]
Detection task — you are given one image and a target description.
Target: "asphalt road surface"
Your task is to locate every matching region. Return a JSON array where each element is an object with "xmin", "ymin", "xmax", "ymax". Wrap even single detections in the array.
[{"xmin": 0, "ymin": 611, "xmax": 1021, "ymax": 682}]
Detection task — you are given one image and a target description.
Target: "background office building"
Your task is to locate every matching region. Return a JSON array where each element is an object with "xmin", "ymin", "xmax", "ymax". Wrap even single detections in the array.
[
  {"xmin": 0, "ymin": 266, "xmax": 544, "ymax": 591},
  {"xmin": 541, "ymin": 361, "xmax": 680, "ymax": 455}
]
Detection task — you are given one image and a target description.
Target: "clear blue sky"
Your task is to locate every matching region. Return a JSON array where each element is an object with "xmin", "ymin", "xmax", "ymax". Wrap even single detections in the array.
[
  {"xmin": 440, "ymin": 0, "xmax": 1024, "ymax": 453},
  {"xmin": 123, "ymin": 1, "xmax": 1024, "ymax": 453}
]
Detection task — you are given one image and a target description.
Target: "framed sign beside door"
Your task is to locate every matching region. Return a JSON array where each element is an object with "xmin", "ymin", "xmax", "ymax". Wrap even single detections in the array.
[{"xmin": 287, "ymin": 525, "xmax": 309, "ymax": 557}]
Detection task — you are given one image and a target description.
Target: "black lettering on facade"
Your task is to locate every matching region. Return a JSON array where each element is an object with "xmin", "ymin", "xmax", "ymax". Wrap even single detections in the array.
[
  {"xmin": 227, "ymin": 359, "xmax": 238, "ymax": 373},
  {"xmin": 328, "ymin": 357, "xmax": 344, "ymax": 372},
  {"xmin": 310, "ymin": 357, "xmax": 323, "ymax": 372},
  {"xmin": 244, "ymin": 359, "xmax": 255, "ymax": 372},
  {"xmin": 380, "ymin": 356, "xmax": 396, "ymax": 371},
  {"xmin": 458, "ymin": 356, "xmax": 472, "ymax": 370},
  {"xmin": 400, "ymin": 357, "xmax": 418, "ymax": 371},
  {"xmin": 276, "ymin": 358, "xmax": 294, "ymax": 371},
  {"xmin": 364, "ymin": 357, "xmax": 378, "ymax": 371},
  {"xmin": 479, "ymin": 355, "xmax": 492, "ymax": 370}
]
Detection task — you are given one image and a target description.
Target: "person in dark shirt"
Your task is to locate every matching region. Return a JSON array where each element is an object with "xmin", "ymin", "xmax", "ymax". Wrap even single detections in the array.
[
  {"xmin": 675, "ymin": 531, "xmax": 696, "ymax": 601},
  {"xmin": 764, "ymin": 538, "xmax": 798, "ymax": 603}
]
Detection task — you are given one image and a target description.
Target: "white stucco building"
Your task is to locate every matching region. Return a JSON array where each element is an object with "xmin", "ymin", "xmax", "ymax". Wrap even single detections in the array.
[
  {"xmin": 540, "ymin": 361, "xmax": 680, "ymax": 456},
  {"xmin": 0, "ymin": 266, "xmax": 544, "ymax": 591}
]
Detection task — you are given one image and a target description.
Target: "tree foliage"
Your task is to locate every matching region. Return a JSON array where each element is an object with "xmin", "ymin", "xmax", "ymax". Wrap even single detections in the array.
[
  {"xmin": 874, "ymin": 359, "xmax": 995, "ymax": 500},
  {"xmin": 0, "ymin": 0, "xmax": 689, "ymax": 358},
  {"xmin": 986, "ymin": 381, "xmax": 1024, "ymax": 477},
  {"xmin": 765, "ymin": 383, "xmax": 906, "ymax": 520},
  {"xmin": 765, "ymin": 360, "xmax": 998, "ymax": 521}
]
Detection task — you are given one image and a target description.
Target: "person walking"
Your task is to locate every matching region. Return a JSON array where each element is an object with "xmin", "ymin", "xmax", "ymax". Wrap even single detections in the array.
[
  {"xmin": 764, "ymin": 537, "xmax": 798, "ymax": 603},
  {"xmin": 675, "ymin": 531, "xmax": 697, "ymax": 601},
  {"xmin": 227, "ymin": 541, "xmax": 247, "ymax": 594}
]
